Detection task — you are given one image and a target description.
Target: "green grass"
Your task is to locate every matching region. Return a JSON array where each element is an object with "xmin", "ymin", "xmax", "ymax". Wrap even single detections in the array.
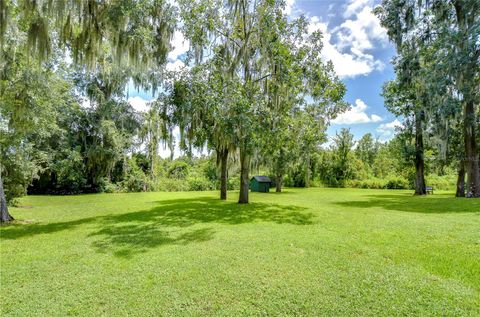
[{"xmin": 1, "ymin": 188, "xmax": 479, "ymax": 316}]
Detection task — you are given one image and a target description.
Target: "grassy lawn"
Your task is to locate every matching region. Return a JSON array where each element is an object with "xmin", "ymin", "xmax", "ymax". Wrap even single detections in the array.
[{"xmin": 1, "ymin": 188, "xmax": 479, "ymax": 316}]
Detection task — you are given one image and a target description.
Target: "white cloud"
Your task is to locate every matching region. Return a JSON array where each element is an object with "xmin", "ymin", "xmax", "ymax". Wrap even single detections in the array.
[
  {"xmin": 282, "ymin": 0, "xmax": 295, "ymax": 15},
  {"xmin": 308, "ymin": 16, "xmax": 384, "ymax": 78},
  {"xmin": 335, "ymin": 5, "xmax": 388, "ymax": 52},
  {"xmin": 344, "ymin": 0, "xmax": 372, "ymax": 18},
  {"xmin": 376, "ymin": 119, "xmax": 403, "ymax": 139},
  {"xmin": 332, "ymin": 99, "xmax": 383, "ymax": 124},
  {"xmin": 305, "ymin": 0, "xmax": 389, "ymax": 79},
  {"xmin": 371, "ymin": 114, "xmax": 382, "ymax": 122},
  {"xmin": 168, "ymin": 30, "xmax": 190, "ymax": 60},
  {"xmin": 128, "ymin": 96, "xmax": 150, "ymax": 112}
]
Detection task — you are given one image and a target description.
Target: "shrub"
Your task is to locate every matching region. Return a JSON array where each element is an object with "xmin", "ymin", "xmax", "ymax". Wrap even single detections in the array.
[
  {"xmin": 426, "ymin": 174, "xmax": 456, "ymax": 191},
  {"xmin": 227, "ymin": 176, "xmax": 240, "ymax": 190},
  {"xmin": 187, "ymin": 178, "xmax": 217, "ymax": 191},
  {"xmin": 168, "ymin": 161, "xmax": 189, "ymax": 179},
  {"xmin": 117, "ymin": 163, "xmax": 150, "ymax": 192},
  {"xmin": 102, "ymin": 182, "xmax": 118, "ymax": 193},
  {"xmin": 385, "ymin": 176, "xmax": 409, "ymax": 189},
  {"xmin": 154, "ymin": 178, "xmax": 190, "ymax": 192},
  {"xmin": 345, "ymin": 175, "xmax": 410, "ymax": 190}
]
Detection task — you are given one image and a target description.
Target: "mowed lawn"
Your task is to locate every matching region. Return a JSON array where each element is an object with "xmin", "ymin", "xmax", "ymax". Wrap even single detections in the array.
[{"xmin": 1, "ymin": 188, "xmax": 479, "ymax": 316}]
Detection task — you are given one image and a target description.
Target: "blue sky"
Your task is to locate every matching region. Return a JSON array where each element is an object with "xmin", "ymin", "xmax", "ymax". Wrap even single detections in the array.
[
  {"xmin": 127, "ymin": 0, "xmax": 401, "ymax": 155},
  {"xmin": 286, "ymin": 0, "xmax": 400, "ymax": 143}
]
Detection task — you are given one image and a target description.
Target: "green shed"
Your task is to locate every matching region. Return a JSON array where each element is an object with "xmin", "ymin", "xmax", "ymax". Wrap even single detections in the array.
[{"xmin": 250, "ymin": 176, "xmax": 272, "ymax": 192}]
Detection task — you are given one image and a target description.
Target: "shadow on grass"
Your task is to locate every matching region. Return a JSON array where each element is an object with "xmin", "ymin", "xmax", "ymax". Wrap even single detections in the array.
[
  {"xmin": 0, "ymin": 217, "xmax": 97, "ymax": 239},
  {"xmin": 1, "ymin": 197, "xmax": 313, "ymax": 258},
  {"xmin": 335, "ymin": 193, "xmax": 480, "ymax": 214}
]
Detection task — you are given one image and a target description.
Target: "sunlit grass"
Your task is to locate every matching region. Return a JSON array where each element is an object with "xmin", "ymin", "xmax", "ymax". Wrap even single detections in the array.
[{"xmin": 1, "ymin": 188, "xmax": 479, "ymax": 316}]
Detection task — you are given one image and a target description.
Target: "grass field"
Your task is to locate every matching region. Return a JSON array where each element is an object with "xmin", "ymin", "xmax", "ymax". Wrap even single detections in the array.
[{"xmin": 1, "ymin": 188, "xmax": 479, "ymax": 316}]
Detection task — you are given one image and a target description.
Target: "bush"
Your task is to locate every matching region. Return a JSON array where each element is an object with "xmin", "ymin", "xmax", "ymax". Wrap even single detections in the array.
[
  {"xmin": 187, "ymin": 178, "xmax": 217, "ymax": 191},
  {"xmin": 168, "ymin": 161, "xmax": 189, "ymax": 179},
  {"xmin": 154, "ymin": 178, "xmax": 190, "ymax": 192},
  {"xmin": 385, "ymin": 176, "xmax": 409, "ymax": 189},
  {"xmin": 227, "ymin": 176, "xmax": 240, "ymax": 190},
  {"xmin": 117, "ymin": 161, "xmax": 150, "ymax": 192},
  {"xmin": 346, "ymin": 178, "xmax": 384, "ymax": 189},
  {"xmin": 101, "ymin": 182, "xmax": 118, "ymax": 193},
  {"xmin": 345, "ymin": 175, "xmax": 410, "ymax": 190},
  {"xmin": 426, "ymin": 174, "xmax": 456, "ymax": 191}
]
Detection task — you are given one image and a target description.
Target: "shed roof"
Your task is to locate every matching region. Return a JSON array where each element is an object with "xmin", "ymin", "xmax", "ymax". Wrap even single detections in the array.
[{"xmin": 251, "ymin": 176, "xmax": 271, "ymax": 183}]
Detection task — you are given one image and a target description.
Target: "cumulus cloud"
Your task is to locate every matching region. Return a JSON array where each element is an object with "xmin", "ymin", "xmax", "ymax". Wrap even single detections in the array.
[
  {"xmin": 335, "ymin": 3, "xmax": 388, "ymax": 52},
  {"xmin": 128, "ymin": 96, "xmax": 150, "ymax": 112},
  {"xmin": 371, "ymin": 114, "xmax": 382, "ymax": 122},
  {"xmin": 344, "ymin": 0, "xmax": 372, "ymax": 18},
  {"xmin": 332, "ymin": 99, "xmax": 383, "ymax": 125},
  {"xmin": 308, "ymin": 16, "xmax": 385, "ymax": 78},
  {"xmin": 305, "ymin": 0, "xmax": 389, "ymax": 79},
  {"xmin": 376, "ymin": 119, "xmax": 403, "ymax": 139}
]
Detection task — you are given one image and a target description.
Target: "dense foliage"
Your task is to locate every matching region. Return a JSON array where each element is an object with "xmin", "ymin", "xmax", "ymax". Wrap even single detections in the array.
[
  {"xmin": 376, "ymin": 0, "xmax": 480, "ymax": 197},
  {"xmin": 1, "ymin": 0, "xmax": 478, "ymax": 223}
]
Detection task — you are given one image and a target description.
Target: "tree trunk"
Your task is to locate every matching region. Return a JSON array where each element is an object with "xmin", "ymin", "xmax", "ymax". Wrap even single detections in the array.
[
  {"xmin": 456, "ymin": 160, "xmax": 466, "ymax": 197},
  {"xmin": 464, "ymin": 101, "xmax": 480, "ymax": 198},
  {"xmin": 219, "ymin": 149, "xmax": 228, "ymax": 200},
  {"xmin": 414, "ymin": 111, "xmax": 426, "ymax": 195},
  {"xmin": 276, "ymin": 174, "xmax": 283, "ymax": 193},
  {"xmin": 0, "ymin": 173, "xmax": 14, "ymax": 223},
  {"xmin": 453, "ymin": 2, "xmax": 480, "ymax": 198},
  {"xmin": 238, "ymin": 149, "xmax": 250, "ymax": 204}
]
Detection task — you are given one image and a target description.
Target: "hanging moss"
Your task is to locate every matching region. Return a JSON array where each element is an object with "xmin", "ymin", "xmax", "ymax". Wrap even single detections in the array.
[{"xmin": 2, "ymin": 0, "xmax": 175, "ymax": 72}]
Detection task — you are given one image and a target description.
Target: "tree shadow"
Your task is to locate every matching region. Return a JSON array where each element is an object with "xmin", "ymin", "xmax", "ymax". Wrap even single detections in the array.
[
  {"xmin": 334, "ymin": 193, "xmax": 480, "ymax": 214},
  {"xmin": 1, "ymin": 197, "xmax": 313, "ymax": 258},
  {"xmin": 0, "ymin": 217, "xmax": 97, "ymax": 239},
  {"xmin": 112, "ymin": 197, "xmax": 313, "ymax": 226},
  {"xmin": 90, "ymin": 225, "xmax": 215, "ymax": 258},
  {"xmin": 87, "ymin": 197, "xmax": 313, "ymax": 257}
]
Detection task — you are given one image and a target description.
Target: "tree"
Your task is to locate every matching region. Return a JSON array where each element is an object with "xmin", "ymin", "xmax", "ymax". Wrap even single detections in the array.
[
  {"xmin": 382, "ymin": 75, "xmax": 427, "ymax": 195},
  {"xmin": 355, "ymin": 133, "xmax": 378, "ymax": 168},
  {"xmin": 332, "ymin": 128, "xmax": 356, "ymax": 187},
  {"xmin": 262, "ymin": 16, "xmax": 347, "ymax": 191},
  {"xmin": 141, "ymin": 98, "xmax": 170, "ymax": 180},
  {"xmin": 0, "ymin": 0, "xmax": 177, "ymax": 222},
  {"xmin": 0, "ymin": 40, "xmax": 69, "ymax": 221},
  {"xmin": 0, "ymin": 0, "xmax": 175, "ymax": 69},
  {"xmin": 179, "ymin": 0, "xmax": 281, "ymax": 203},
  {"xmin": 0, "ymin": 169, "xmax": 12, "ymax": 222},
  {"xmin": 167, "ymin": 64, "xmax": 238, "ymax": 200},
  {"xmin": 377, "ymin": 0, "xmax": 480, "ymax": 197}
]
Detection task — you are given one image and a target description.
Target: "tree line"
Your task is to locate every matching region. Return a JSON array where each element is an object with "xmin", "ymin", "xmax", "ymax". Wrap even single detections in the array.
[
  {"xmin": 376, "ymin": 0, "xmax": 480, "ymax": 197},
  {"xmin": 0, "ymin": 0, "xmax": 347, "ymax": 222},
  {"xmin": 1, "ymin": 0, "xmax": 479, "ymax": 223}
]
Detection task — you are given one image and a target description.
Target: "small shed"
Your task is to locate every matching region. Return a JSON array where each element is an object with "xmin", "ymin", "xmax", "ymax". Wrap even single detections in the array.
[{"xmin": 250, "ymin": 176, "xmax": 272, "ymax": 192}]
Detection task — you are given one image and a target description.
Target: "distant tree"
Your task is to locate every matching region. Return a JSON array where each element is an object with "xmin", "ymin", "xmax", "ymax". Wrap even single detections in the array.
[
  {"xmin": 355, "ymin": 133, "xmax": 378, "ymax": 168},
  {"xmin": 141, "ymin": 98, "xmax": 170, "ymax": 179},
  {"xmin": 332, "ymin": 128, "xmax": 356, "ymax": 187}
]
